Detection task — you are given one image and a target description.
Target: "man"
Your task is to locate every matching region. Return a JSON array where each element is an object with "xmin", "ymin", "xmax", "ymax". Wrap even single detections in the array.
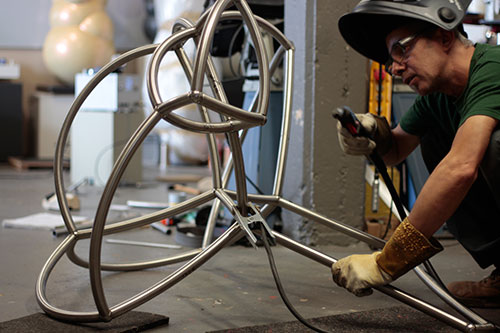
[{"xmin": 332, "ymin": 0, "xmax": 500, "ymax": 308}]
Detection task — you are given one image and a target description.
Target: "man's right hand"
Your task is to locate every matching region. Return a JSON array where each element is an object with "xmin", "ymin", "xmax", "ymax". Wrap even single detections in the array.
[
  {"xmin": 336, "ymin": 112, "xmax": 393, "ymax": 156},
  {"xmin": 336, "ymin": 113, "xmax": 377, "ymax": 155}
]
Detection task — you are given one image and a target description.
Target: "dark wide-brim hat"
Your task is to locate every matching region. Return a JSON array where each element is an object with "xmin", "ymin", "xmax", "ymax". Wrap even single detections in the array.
[{"xmin": 338, "ymin": 0, "xmax": 472, "ymax": 64}]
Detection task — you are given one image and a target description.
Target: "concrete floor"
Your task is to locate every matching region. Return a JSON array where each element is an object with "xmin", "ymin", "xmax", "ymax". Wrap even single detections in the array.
[{"xmin": 0, "ymin": 164, "xmax": 498, "ymax": 332}]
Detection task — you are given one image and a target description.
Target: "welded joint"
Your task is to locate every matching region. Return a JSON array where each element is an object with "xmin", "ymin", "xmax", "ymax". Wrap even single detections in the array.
[
  {"xmin": 465, "ymin": 323, "xmax": 499, "ymax": 332},
  {"xmin": 232, "ymin": 203, "xmax": 275, "ymax": 249},
  {"xmin": 189, "ymin": 90, "xmax": 203, "ymax": 104}
]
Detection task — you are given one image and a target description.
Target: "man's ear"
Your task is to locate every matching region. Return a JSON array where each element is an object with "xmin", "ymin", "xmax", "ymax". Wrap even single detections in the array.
[{"xmin": 438, "ymin": 28, "xmax": 455, "ymax": 51}]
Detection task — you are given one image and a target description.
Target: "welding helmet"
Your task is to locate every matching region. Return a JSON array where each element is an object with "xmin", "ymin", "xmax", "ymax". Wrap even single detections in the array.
[{"xmin": 338, "ymin": 0, "xmax": 472, "ymax": 64}]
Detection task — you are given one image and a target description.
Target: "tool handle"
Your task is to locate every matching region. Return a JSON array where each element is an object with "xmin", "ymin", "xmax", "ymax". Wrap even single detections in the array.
[{"xmin": 332, "ymin": 106, "xmax": 369, "ymax": 137}]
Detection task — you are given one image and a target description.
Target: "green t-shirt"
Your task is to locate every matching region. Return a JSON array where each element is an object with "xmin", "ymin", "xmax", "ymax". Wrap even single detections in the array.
[{"xmin": 400, "ymin": 43, "xmax": 500, "ymax": 142}]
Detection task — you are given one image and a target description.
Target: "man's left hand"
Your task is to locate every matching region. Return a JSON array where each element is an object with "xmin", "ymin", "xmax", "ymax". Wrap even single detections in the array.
[{"xmin": 331, "ymin": 252, "xmax": 393, "ymax": 297}]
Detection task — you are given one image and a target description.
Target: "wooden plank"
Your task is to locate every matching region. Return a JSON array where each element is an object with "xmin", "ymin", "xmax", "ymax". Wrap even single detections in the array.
[
  {"xmin": 156, "ymin": 173, "xmax": 205, "ymax": 184},
  {"xmin": 7, "ymin": 157, "xmax": 69, "ymax": 170}
]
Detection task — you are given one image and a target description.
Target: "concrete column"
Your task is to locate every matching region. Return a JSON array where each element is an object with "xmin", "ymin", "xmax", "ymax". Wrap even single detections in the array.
[{"xmin": 282, "ymin": 0, "xmax": 368, "ymax": 245}]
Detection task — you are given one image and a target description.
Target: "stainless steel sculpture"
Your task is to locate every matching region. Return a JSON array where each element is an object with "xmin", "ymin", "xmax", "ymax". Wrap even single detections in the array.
[{"xmin": 37, "ymin": 0, "xmax": 497, "ymax": 331}]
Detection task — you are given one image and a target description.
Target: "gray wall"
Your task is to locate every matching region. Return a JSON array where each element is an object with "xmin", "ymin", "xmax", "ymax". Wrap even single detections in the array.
[{"xmin": 282, "ymin": 0, "xmax": 368, "ymax": 245}]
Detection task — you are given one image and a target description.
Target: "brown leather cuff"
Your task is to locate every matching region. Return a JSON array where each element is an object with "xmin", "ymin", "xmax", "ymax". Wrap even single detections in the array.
[
  {"xmin": 373, "ymin": 115, "xmax": 393, "ymax": 156},
  {"xmin": 376, "ymin": 218, "xmax": 443, "ymax": 280}
]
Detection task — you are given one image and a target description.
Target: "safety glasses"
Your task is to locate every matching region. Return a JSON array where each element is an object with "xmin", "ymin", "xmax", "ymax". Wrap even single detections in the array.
[{"xmin": 385, "ymin": 27, "xmax": 433, "ymax": 75}]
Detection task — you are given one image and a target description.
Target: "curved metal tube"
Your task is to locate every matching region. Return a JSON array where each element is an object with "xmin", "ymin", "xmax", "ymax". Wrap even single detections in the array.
[
  {"xmin": 54, "ymin": 44, "xmax": 158, "ymax": 235},
  {"xmin": 65, "ymin": 190, "xmax": 215, "ymax": 272}
]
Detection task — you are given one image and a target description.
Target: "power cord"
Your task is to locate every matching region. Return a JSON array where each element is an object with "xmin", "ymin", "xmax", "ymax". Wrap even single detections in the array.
[{"xmin": 259, "ymin": 224, "xmax": 332, "ymax": 333}]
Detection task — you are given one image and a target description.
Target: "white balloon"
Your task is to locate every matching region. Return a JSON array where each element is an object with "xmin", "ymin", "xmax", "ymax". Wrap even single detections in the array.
[
  {"xmin": 79, "ymin": 10, "xmax": 114, "ymax": 41},
  {"xmin": 42, "ymin": 26, "xmax": 114, "ymax": 84}
]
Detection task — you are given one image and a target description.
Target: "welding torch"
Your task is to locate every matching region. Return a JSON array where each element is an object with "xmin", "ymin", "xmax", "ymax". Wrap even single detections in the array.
[{"xmin": 332, "ymin": 106, "xmax": 407, "ymax": 220}]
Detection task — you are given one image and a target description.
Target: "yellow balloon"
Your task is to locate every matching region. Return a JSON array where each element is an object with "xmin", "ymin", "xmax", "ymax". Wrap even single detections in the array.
[
  {"xmin": 79, "ymin": 10, "xmax": 114, "ymax": 41},
  {"xmin": 42, "ymin": 26, "xmax": 115, "ymax": 84}
]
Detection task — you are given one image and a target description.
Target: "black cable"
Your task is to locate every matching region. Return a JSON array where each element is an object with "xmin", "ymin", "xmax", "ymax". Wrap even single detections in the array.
[
  {"xmin": 221, "ymin": 131, "xmax": 266, "ymax": 196},
  {"xmin": 369, "ymin": 153, "xmax": 407, "ymax": 220},
  {"xmin": 260, "ymin": 224, "xmax": 332, "ymax": 333},
  {"xmin": 245, "ymin": 174, "xmax": 264, "ymax": 195},
  {"xmin": 380, "ymin": 166, "xmax": 394, "ymax": 240},
  {"xmin": 228, "ymin": 24, "xmax": 244, "ymax": 78}
]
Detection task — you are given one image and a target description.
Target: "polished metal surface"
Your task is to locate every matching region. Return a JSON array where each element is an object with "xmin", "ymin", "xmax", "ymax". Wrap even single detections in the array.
[{"xmin": 36, "ymin": 0, "xmax": 496, "ymax": 331}]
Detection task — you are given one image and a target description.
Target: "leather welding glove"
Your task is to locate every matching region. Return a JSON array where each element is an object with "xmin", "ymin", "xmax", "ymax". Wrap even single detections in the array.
[
  {"xmin": 331, "ymin": 218, "xmax": 443, "ymax": 297},
  {"xmin": 336, "ymin": 113, "xmax": 393, "ymax": 156}
]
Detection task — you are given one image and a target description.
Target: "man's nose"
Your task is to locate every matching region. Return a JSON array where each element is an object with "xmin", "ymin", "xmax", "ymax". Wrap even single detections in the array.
[{"xmin": 391, "ymin": 61, "xmax": 405, "ymax": 76}]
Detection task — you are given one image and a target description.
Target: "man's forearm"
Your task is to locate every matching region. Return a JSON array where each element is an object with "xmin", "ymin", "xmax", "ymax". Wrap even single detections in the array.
[
  {"xmin": 407, "ymin": 116, "xmax": 497, "ymax": 238},
  {"xmin": 381, "ymin": 125, "xmax": 420, "ymax": 166},
  {"xmin": 381, "ymin": 142, "xmax": 405, "ymax": 166},
  {"xmin": 408, "ymin": 155, "xmax": 477, "ymax": 238}
]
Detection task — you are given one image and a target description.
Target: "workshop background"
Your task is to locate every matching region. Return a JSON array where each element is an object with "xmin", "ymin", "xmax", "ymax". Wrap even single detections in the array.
[{"xmin": 0, "ymin": 0, "xmax": 499, "ymax": 332}]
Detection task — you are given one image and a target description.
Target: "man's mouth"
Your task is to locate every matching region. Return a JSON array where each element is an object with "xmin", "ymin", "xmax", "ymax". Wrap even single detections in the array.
[{"xmin": 404, "ymin": 75, "xmax": 416, "ymax": 86}]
